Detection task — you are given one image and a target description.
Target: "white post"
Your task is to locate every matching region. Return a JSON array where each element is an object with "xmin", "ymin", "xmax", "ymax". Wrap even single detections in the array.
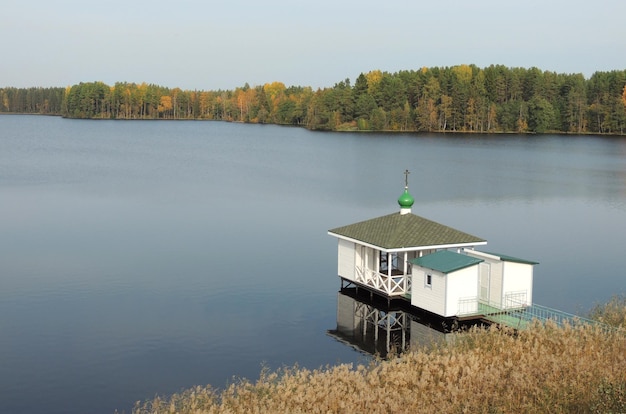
[
  {"xmin": 403, "ymin": 251, "xmax": 408, "ymax": 292},
  {"xmin": 387, "ymin": 252, "xmax": 392, "ymax": 294},
  {"xmin": 386, "ymin": 316, "xmax": 391, "ymax": 353},
  {"xmin": 374, "ymin": 312, "xmax": 379, "ymax": 341},
  {"xmin": 401, "ymin": 313, "xmax": 406, "ymax": 349},
  {"xmin": 375, "ymin": 250, "xmax": 379, "ymax": 274}
]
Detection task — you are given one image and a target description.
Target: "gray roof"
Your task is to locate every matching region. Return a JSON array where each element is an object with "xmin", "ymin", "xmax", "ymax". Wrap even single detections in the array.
[
  {"xmin": 410, "ymin": 250, "xmax": 484, "ymax": 273},
  {"xmin": 328, "ymin": 212, "xmax": 485, "ymax": 250}
]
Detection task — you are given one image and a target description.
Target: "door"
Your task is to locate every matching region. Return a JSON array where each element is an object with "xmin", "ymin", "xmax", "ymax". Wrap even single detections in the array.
[{"xmin": 479, "ymin": 263, "xmax": 490, "ymax": 303}]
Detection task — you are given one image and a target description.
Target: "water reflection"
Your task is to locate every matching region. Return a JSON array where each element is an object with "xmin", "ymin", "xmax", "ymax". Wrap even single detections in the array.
[{"xmin": 328, "ymin": 289, "xmax": 480, "ymax": 358}]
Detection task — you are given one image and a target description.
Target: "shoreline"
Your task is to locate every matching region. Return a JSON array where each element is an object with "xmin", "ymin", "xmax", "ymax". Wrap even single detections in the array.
[{"xmin": 2, "ymin": 113, "xmax": 624, "ymax": 137}]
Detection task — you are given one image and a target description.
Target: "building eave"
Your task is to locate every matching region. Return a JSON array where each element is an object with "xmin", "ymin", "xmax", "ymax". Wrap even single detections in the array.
[
  {"xmin": 465, "ymin": 249, "xmax": 539, "ymax": 265},
  {"xmin": 328, "ymin": 231, "xmax": 487, "ymax": 253},
  {"xmin": 328, "ymin": 212, "xmax": 486, "ymax": 251},
  {"xmin": 410, "ymin": 250, "xmax": 484, "ymax": 273}
]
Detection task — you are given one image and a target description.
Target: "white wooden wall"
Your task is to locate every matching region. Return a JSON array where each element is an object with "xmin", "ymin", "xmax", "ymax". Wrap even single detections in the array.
[
  {"xmin": 337, "ymin": 239, "xmax": 356, "ymax": 280},
  {"xmin": 411, "ymin": 265, "xmax": 480, "ymax": 318},
  {"xmin": 445, "ymin": 266, "xmax": 479, "ymax": 317},
  {"xmin": 464, "ymin": 250, "xmax": 534, "ymax": 307},
  {"xmin": 502, "ymin": 261, "xmax": 534, "ymax": 305},
  {"xmin": 410, "ymin": 269, "xmax": 446, "ymax": 316}
]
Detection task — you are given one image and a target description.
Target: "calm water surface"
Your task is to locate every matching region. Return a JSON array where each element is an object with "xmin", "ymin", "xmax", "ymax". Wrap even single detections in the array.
[{"xmin": 1, "ymin": 115, "xmax": 625, "ymax": 413}]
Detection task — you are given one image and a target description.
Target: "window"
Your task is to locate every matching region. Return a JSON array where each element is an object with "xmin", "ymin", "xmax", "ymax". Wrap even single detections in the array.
[
  {"xmin": 379, "ymin": 250, "xmax": 388, "ymax": 272},
  {"xmin": 426, "ymin": 274, "xmax": 432, "ymax": 287},
  {"xmin": 380, "ymin": 251, "xmax": 402, "ymax": 274}
]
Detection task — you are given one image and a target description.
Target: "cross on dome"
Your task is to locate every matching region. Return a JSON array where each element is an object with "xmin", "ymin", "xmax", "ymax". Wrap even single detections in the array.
[{"xmin": 398, "ymin": 169, "xmax": 415, "ymax": 214}]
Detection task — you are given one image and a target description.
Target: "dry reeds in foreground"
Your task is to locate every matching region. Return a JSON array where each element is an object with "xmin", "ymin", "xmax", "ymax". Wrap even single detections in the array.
[{"xmin": 131, "ymin": 297, "xmax": 626, "ymax": 414}]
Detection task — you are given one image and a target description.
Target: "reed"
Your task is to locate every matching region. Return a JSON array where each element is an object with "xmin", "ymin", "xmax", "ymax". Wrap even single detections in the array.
[
  {"xmin": 588, "ymin": 295, "xmax": 626, "ymax": 329},
  {"xmin": 131, "ymin": 298, "xmax": 626, "ymax": 414}
]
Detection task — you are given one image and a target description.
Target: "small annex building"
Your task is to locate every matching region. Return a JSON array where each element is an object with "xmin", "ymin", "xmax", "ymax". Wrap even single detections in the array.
[
  {"xmin": 463, "ymin": 250, "xmax": 537, "ymax": 309},
  {"xmin": 328, "ymin": 171, "xmax": 538, "ymax": 320},
  {"xmin": 410, "ymin": 250, "xmax": 484, "ymax": 318}
]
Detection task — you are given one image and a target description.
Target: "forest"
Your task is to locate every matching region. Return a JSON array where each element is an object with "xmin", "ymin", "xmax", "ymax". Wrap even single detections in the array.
[{"xmin": 2, "ymin": 64, "xmax": 626, "ymax": 134}]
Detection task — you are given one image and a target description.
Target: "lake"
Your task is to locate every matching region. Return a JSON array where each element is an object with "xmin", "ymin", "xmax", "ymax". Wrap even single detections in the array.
[{"xmin": 1, "ymin": 115, "xmax": 625, "ymax": 414}]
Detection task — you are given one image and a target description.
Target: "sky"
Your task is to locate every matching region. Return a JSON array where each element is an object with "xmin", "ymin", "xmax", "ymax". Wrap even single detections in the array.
[{"xmin": 2, "ymin": 0, "xmax": 625, "ymax": 90}]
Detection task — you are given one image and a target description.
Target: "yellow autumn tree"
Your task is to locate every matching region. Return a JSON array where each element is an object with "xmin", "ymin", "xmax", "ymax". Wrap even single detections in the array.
[
  {"xmin": 136, "ymin": 82, "xmax": 148, "ymax": 117},
  {"xmin": 416, "ymin": 98, "xmax": 438, "ymax": 132},
  {"xmin": 365, "ymin": 70, "xmax": 383, "ymax": 95},
  {"xmin": 263, "ymin": 81, "xmax": 285, "ymax": 98},
  {"xmin": 1, "ymin": 91, "xmax": 9, "ymax": 111},
  {"xmin": 158, "ymin": 96, "xmax": 173, "ymax": 118},
  {"xmin": 234, "ymin": 88, "xmax": 247, "ymax": 121},
  {"xmin": 452, "ymin": 64, "xmax": 473, "ymax": 84},
  {"xmin": 263, "ymin": 82, "xmax": 286, "ymax": 117},
  {"xmin": 439, "ymin": 95, "xmax": 452, "ymax": 131}
]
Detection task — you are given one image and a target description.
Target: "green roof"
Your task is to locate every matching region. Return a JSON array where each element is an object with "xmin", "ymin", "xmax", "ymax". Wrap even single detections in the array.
[
  {"xmin": 410, "ymin": 250, "xmax": 483, "ymax": 273},
  {"xmin": 479, "ymin": 251, "xmax": 539, "ymax": 265},
  {"xmin": 328, "ymin": 212, "xmax": 485, "ymax": 250}
]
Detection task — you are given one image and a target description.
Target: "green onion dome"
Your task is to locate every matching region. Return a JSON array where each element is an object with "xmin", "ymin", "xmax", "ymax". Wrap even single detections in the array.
[{"xmin": 398, "ymin": 187, "xmax": 415, "ymax": 209}]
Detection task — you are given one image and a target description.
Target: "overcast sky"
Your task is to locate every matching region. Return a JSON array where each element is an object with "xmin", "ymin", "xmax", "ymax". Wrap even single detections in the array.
[{"xmin": 2, "ymin": 0, "xmax": 625, "ymax": 90}]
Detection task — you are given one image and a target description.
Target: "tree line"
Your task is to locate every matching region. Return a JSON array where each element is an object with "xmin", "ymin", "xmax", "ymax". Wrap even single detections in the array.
[
  {"xmin": 0, "ymin": 87, "xmax": 65, "ymax": 115},
  {"xmin": 2, "ymin": 64, "xmax": 626, "ymax": 134}
]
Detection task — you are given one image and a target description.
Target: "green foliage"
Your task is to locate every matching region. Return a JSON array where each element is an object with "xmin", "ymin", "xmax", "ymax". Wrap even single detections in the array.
[
  {"xmin": 2, "ymin": 65, "xmax": 626, "ymax": 135},
  {"xmin": 0, "ymin": 86, "xmax": 65, "ymax": 114},
  {"xmin": 528, "ymin": 96, "xmax": 557, "ymax": 133}
]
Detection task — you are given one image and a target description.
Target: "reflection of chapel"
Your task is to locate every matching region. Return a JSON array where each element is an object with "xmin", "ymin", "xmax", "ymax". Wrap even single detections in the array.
[{"xmin": 328, "ymin": 171, "xmax": 537, "ymax": 320}]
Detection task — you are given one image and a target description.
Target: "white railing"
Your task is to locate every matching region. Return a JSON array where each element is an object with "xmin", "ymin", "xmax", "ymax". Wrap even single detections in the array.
[
  {"xmin": 458, "ymin": 296, "xmax": 479, "ymax": 315},
  {"xmin": 355, "ymin": 267, "xmax": 409, "ymax": 296},
  {"xmin": 457, "ymin": 291, "xmax": 529, "ymax": 316},
  {"xmin": 504, "ymin": 291, "xmax": 528, "ymax": 309}
]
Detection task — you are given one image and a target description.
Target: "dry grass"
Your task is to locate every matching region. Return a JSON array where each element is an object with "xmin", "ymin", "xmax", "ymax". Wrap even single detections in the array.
[
  {"xmin": 589, "ymin": 295, "xmax": 626, "ymax": 329},
  {"xmin": 131, "ymin": 298, "xmax": 626, "ymax": 414}
]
